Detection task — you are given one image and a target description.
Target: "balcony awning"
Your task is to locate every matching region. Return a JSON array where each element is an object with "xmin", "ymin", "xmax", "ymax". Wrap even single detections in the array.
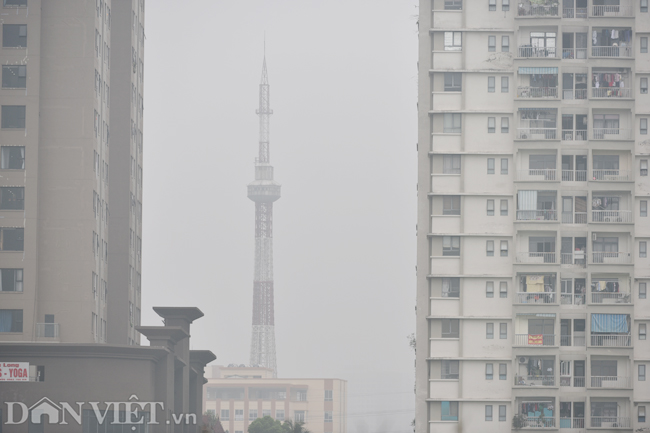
[
  {"xmin": 518, "ymin": 107, "xmax": 558, "ymax": 112},
  {"xmin": 519, "ymin": 67, "xmax": 558, "ymax": 75},
  {"xmin": 517, "ymin": 313, "xmax": 556, "ymax": 317},
  {"xmin": 591, "ymin": 313, "xmax": 628, "ymax": 333}
]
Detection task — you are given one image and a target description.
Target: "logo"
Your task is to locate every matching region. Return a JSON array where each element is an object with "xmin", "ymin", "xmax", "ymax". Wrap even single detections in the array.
[{"xmin": 5, "ymin": 395, "xmax": 196, "ymax": 427}]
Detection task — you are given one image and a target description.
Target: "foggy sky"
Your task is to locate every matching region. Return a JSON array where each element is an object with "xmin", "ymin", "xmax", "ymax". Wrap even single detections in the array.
[{"xmin": 142, "ymin": 1, "xmax": 418, "ymax": 432}]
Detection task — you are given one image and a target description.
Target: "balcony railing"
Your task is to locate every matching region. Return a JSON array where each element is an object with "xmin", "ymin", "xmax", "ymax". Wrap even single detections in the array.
[
  {"xmin": 517, "ymin": 128, "xmax": 557, "ymax": 140},
  {"xmin": 562, "ymin": 89, "xmax": 588, "ymax": 100},
  {"xmin": 591, "ymin": 252, "xmax": 632, "ymax": 264},
  {"xmin": 561, "ymin": 170, "xmax": 587, "ymax": 182},
  {"xmin": 514, "ymin": 333, "xmax": 556, "ymax": 346},
  {"xmin": 592, "ymin": 87, "xmax": 632, "ymax": 98},
  {"xmin": 560, "ymin": 334, "xmax": 587, "ymax": 346},
  {"xmin": 591, "ymin": 292, "xmax": 631, "ymax": 304},
  {"xmin": 591, "ymin": 170, "xmax": 632, "ymax": 181},
  {"xmin": 516, "ymin": 252, "xmax": 556, "ymax": 263},
  {"xmin": 516, "ymin": 169, "xmax": 558, "ymax": 181},
  {"xmin": 561, "ymin": 293, "xmax": 586, "ymax": 306},
  {"xmin": 516, "ymin": 210, "xmax": 557, "ymax": 221},
  {"xmin": 516, "ymin": 292, "xmax": 557, "ymax": 304},
  {"xmin": 519, "ymin": 416, "xmax": 556, "ymax": 428},
  {"xmin": 561, "ymin": 212, "xmax": 587, "ymax": 224},
  {"xmin": 515, "ymin": 375, "xmax": 556, "ymax": 386},
  {"xmin": 592, "ymin": 4, "xmax": 633, "ymax": 17},
  {"xmin": 35, "ymin": 323, "xmax": 60, "ymax": 338},
  {"xmin": 591, "ymin": 129, "xmax": 632, "ymax": 140},
  {"xmin": 590, "ymin": 376, "xmax": 631, "ymax": 388},
  {"xmin": 563, "ymin": 7, "xmax": 587, "ymax": 18},
  {"xmin": 562, "ymin": 47, "xmax": 587, "ymax": 59},
  {"xmin": 592, "ymin": 45, "xmax": 633, "ymax": 58},
  {"xmin": 518, "ymin": 4, "xmax": 559, "ymax": 16},
  {"xmin": 590, "ymin": 417, "xmax": 631, "ymax": 428},
  {"xmin": 561, "ymin": 376, "xmax": 586, "ymax": 388},
  {"xmin": 592, "ymin": 210, "xmax": 632, "ymax": 223},
  {"xmin": 560, "ymin": 417, "xmax": 586, "ymax": 428},
  {"xmin": 517, "ymin": 86, "xmax": 558, "ymax": 98},
  {"xmin": 561, "ymin": 253, "xmax": 586, "ymax": 267},
  {"xmin": 518, "ymin": 46, "xmax": 557, "ymax": 58},
  {"xmin": 590, "ymin": 334, "xmax": 631, "ymax": 347},
  {"xmin": 561, "ymin": 130, "xmax": 588, "ymax": 141}
]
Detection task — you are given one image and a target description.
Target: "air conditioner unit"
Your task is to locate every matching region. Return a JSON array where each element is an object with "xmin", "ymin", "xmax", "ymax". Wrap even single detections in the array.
[
  {"xmin": 519, "ymin": 357, "xmax": 529, "ymax": 364},
  {"xmin": 592, "ymin": 233, "xmax": 598, "ymax": 241}
]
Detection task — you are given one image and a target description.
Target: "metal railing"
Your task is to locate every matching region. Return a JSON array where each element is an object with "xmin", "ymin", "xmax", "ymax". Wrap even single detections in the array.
[
  {"xmin": 590, "ymin": 376, "xmax": 631, "ymax": 388},
  {"xmin": 518, "ymin": 46, "xmax": 557, "ymax": 58},
  {"xmin": 515, "ymin": 375, "xmax": 556, "ymax": 386},
  {"xmin": 592, "ymin": 4, "xmax": 633, "ymax": 16},
  {"xmin": 562, "ymin": 7, "xmax": 587, "ymax": 18},
  {"xmin": 561, "ymin": 253, "xmax": 586, "ymax": 267},
  {"xmin": 591, "ymin": 129, "xmax": 632, "ymax": 140},
  {"xmin": 561, "ymin": 334, "xmax": 587, "ymax": 346},
  {"xmin": 561, "ymin": 293, "xmax": 586, "ymax": 305},
  {"xmin": 516, "ymin": 252, "xmax": 557, "ymax": 263},
  {"xmin": 591, "ymin": 292, "xmax": 631, "ymax": 304},
  {"xmin": 518, "ymin": 4, "xmax": 559, "ymax": 16},
  {"xmin": 562, "ymin": 48, "xmax": 587, "ymax": 59},
  {"xmin": 590, "ymin": 334, "xmax": 631, "ymax": 347},
  {"xmin": 517, "ymin": 86, "xmax": 558, "ymax": 98},
  {"xmin": 561, "ymin": 211, "xmax": 588, "ymax": 224},
  {"xmin": 36, "ymin": 323, "xmax": 59, "ymax": 338},
  {"xmin": 591, "ymin": 170, "xmax": 632, "ymax": 181},
  {"xmin": 560, "ymin": 417, "xmax": 585, "ymax": 428},
  {"xmin": 562, "ymin": 376, "xmax": 586, "ymax": 388},
  {"xmin": 520, "ymin": 416, "xmax": 556, "ymax": 428},
  {"xmin": 561, "ymin": 130, "xmax": 588, "ymax": 140},
  {"xmin": 591, "ymin": 252, "xmax": 632, "ymax": 264},
  {"xmin": 592, "ymin": 45, "xmax": 633, "ymax": 58},
  {"xmin": 592, "ymin": 210, "xmax": 632, "ymax": 223},
  {"xmin": 516, "ymin": 169, "xmax": 558, "ymax": 181},
  {"xmin": 562, "ymin": 88, "xmax": 587, "ymax": 100},
  {"xmin": 592, "ymin": 87, "xmax": 632, "ymax": 98},
  {"xmin": 516, "ymin": 210, "xmax": 557, "ymax": 221},
  {"xmin": 517, "ymin": 128, "xmax": 557, "ymax": 140},
  {"xmin": 590, "ymin": 417, "xmax": 631, "ymax": 428},
  {"xmin": 514, "ymin": 333, "xmax": 556, "ymax": 346},
  {"xmin": 516, "ymin": 292, "xmax": 557, "ymax": 304},
  {"xmin": 561, "ymin": 170, "xmax": 587, "ymax": 181}
]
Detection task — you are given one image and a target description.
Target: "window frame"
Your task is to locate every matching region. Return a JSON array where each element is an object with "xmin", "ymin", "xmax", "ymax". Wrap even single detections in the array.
[
  {"xmin": 641, "ymin": 282, "xmax": 648, "ymax": 299},
  {"xmin": 486, "ymin": 363, "xmax": 494, "ymax": 380},
  {"xmin": 642, "ymin": 37, "xmax": 649, "ymax": 53},
  {"xmin": 486, "ymin": 322, "xmax": 494, "ymax": 339},
  {"xmin": 444, "ymin": 0, "xmax": 462, "ymax": 11},
  {"xmin": 642, "ymin": 77, "xmax": 649, "ymax": 94},
  {"xmin": 488, "ymin": 35, "xmax": 496, "ymax": 52},
  {"xmin": 486, "ymin": 281, "xmax": 494, "ymax": 298},
  {"xmin": 488, "ymin": 76, "xmax": 495, "ymax": 93},
  {"xmin": 642, "ymin": 159, "xmax": 648, "ymax": 176},
  {"xmin": 642, "ymin": 200, "xmax": 648, "ymax": 217},
  {"xmin": 500, "ymin": 240, "xmax": 508, "ymax": 257},
  {"xmin": 487, "ymin": 158, "xmax": 495, "ymax": 174},
  {"xmin": 442, "ymin": 154, "xmax": 461, "ymax": 174},
  {"xmin": 499, "ymin": 363, "xmax": 507, "ymax": 380},
  {"xmin": 499, "ymin": 405, "xmax": 507, "ymax": 421},
  {"xmin": 1, "ymin": 65, "xmax": 26, "ymax": 89},
  {"xmin": 486, "ymin": 240, "xmax": 495, "ymax": 256},
  {"xmin": 641, "ymin": 241, "xmax": 647, "ymax": 258},
  {"xmin": 502, "ymin": 0, "xmax": 510, "ymax": 11},
  {"xmin": 489, "ymin": 0, "xmax": 496, "ymax": 10},
  {"xmin": 642, "ymin": 118, "xmax": 648, "ymax": 135},
  {"xmin": 443, "ymin": 113, "xmax": 462, "ymax": 133},
  {"xmin": 500, "ymin": 282, "xmax": 508, "ymax": 298},
  {"xmin": 1, "ymin": 105, "xmax": 26, "ymax": 129},
  {"xmin": 487, "ymin": 199, "xmax": 495, "ymax": 216},
  {"xmin": 444, "ymin": 72, "xmax": 462, "ymax": 92},
  {"xmin": 485, "ymin": 405, "xmax": 493, "ymax": 421},
  {"xmin": 444, "ymin": 32, "xmax": 462, "ymax": 51},
  {"xmin": 501, "ymin": 158, "xmax": 508, "ymax": 174},
  {"xmin": 640, "ymin": 406, "xmax": 647, "ymax": 423},
  {"xmin": 501, "ymin": 117, "xmax": 509, "ymax": 133},
  {"xmin": 2, "ymin": 24, "xmax": 27, "ymax": 48},
  {"xmin": 443, "ymin": 195, "xmax": 461, "ymax": 215},
  {"xmin": 488, "ymin": 117, "xmax": 496, "ymax": 133},
  {"xmin": 640, "ymin": 323, "xmax": 647, "ymax": 340},
  {"xmin": 640, "ymin": 364, "xmax": 647, "ymax": 381},
  {"xmin": 500, "ymin": 199, "xmax": 508, "ymax": 216},
  {"xmin": 501, "ymin": 76, "xmax": 509, "ymax": 93},
  {"xmin": 500, "ymin": 322, "xmax": 507, "ymax": 339},
  {"xmin": 643, "ymin": 0, "xmax": 649, "ymax": 12},
  {"xmin": 501, "ymin": 36, "xmax": 509, "ymax": 52},
  {"xmin": 442, "ymin": 236, "xmax": 461, "ymax": 256}
]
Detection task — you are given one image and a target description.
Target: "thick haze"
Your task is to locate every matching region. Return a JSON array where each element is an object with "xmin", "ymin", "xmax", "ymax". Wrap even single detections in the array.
[{"xmin": 142, "ymin": 1, "xmax": 418, "ymax": 432}]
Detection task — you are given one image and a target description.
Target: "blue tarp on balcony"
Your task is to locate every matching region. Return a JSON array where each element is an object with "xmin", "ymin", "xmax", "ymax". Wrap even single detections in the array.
[{"xmin": 591, "ymin": 313, "xmax": 628, "ymax": 333}]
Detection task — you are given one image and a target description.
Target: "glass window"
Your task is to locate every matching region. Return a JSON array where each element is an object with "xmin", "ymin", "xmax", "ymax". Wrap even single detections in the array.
[
  {"xmin": 444, "ymin": 72, "xmax": 462, "ymax": 92},
  {"xmin": 249, "ymin": 409, "xmax": 258, "ymax": 420},
  {"xmin": 442, "ymin": 277, "xmax": 460, "ymax": 298},
  {"xmin": 220, "ymin": 410, "xmax": 229, "ymax": 421},
  {"xmin": 235, "ymin": 410, "xmax": 243, "ymax": 421},
  {"xmin": 501, "ymin": 36, "xmax": 509, "ymax": 52},
  {"xmin": 2, "ymin": 24, "xmax": 27, "ymax": 48},
  {"xmin": 0, "ymin": 269, "xmax": 23, "ymax": 292},
  {"xmin": 642, "ymin": 37, "xmax": 649, "ymax": 53},
  {"xmin": 443, "ymin": 155, "xmax": 461, "ymax": 173},
  {"xmin": 499, "ymin": 405, "xmax": 507, "ymax": 421},
  {"xmin": 486, "ymin": 240, "xmax": 494, "ymax": 256},
  {"xmin": 294, "ymin": 411, "xmax": 305, "ymax": 422},
  {"xmin": 0, "ymin": 146, "xmax": 25, "ymax": 169},
  {"xmin": 499, "ymin": 363, "xmax": 507, "ymax": 380},
  {"xmin": 500, "ymin": 282, "xmax": 507, "ymax": 298},
  {"xmin": 444, "ymin": 32, "xmax": 462, "ymax": 51},
  {"xmin": 443, "ymin": 236, "xmax": 460, "ymax": 256},
  {"xmin": 643, "ymin": 0, "xmax": 649, "ymax": 12},
  {"xmin": 501, "ymin": 117, "xmax": 509, "ymax": 133},
  {"xmin": 641, "ymin": 282, "xmax": 648, "ymax": 299},
  {"xmin": 488, "ymin": 76, "xmax": 495, "ymax": 93},
  {"xmin": 325, "ymin": 412, "xmax": 333, "ymax": 423},
  {"xmin": 500, "ymin": 199, "xmax": 508, "ymax": 216},
  {"xmin": 486, "ymin": 281, "xmax": 494, "ymax": 297},
  {"xmin": 442, "ymin": 319, "xmax": 460, "ymax": 338},
  {"xmin": 0, "ymin": 309, "xmax": 23, "ymax": 332},
  {"xmin": 642, "ymin": 201, "xmax": 647, "ymax": 217},
  {"xmin": 501, "ymin": 76, "xmax": 509, "ymax": 92},
  {"xmin": 642, "ymin": 119, "xmax": 648, "ymax": 135},
  {"xmin": 486, "ymin": 363, "xmax": 494, "ymax": 379},
  {"xmin": 485, "ymin": 405, "xmax": 493, "ymax": 421},
  {"xmin": 443, "ymin": 196, "xmax": 461, "ymax": 215},
  {"xmin": 276, "ymin": 410, "xmax": 285, "ymax": 420},
  {"xmin": 489, "ymin": 0, "xmax": 496, "ymax": 10},
  {"xmin": 640, "ymin": 406, "xmax": 647, "ymax": 423},
  {"xmin": 1, "ymin": 105, "xmax": 26, "ymax": 129},
  {"xmin": 442, "ymin": 360, "xmax": 460, "ymax": 379},
  {"xmin": 325, "ymin": 390, "xmax": 333, "ymax": 401},
  {"xmin": 441, "ymin": 402, "xmax": 459, "ymax": 421},
  {"xmin": 488, "ymin": 35, "xmax": 496, "ymax": 52},
  {"xmin": 444, "ymin": 0, "xmax": 462, "ymax": 10},
  {"xmin": 1, "ymin": 227, "xmax": 24, "ymax": 251},
  {"xmin": 641, "ymin": 241, "xmax": 647, "ymax": 258},
  {"xmin": 0, "ymin": 187, "xmax": 24, "ymax": 210},
  {"xmin": 502, "ymin": 0, "xmax": 510, "ymax": 11},
  {"xmin": 486, "ymin": 323, "xmax": 494, "ymax": 339},
  {"xmin": 500, "ymin": 323, "xmax": 507, "ymax": 339},
  {"xmin": 443, "ymin": 113, "xmax": 462, "ymax": 133},
  {"xmin": 488, "ymin": 117, "xmax": 496, "ymax": 133},
  {"xmin": 640, "ymin": 365, "xmax": 647, "ymax": 381},
  {"xmin": 500, "ymin": 240, "xmax": 508, "ymax": 257},
  {"xmin": 642, "ymin": 78, "xmax": 649, "ymax": 94},
  {"xmin": 641, "ymin": 323, "xmax": 647, "ymax": 340},
  {"xmin": 642, "ymin": 159, "xmax": 648, "ymax": 176},
  {"xmin": 1, "ymin": 65, "xmax": 26, "ymax": 88},
  {"xmin": 487, "ymin": 158, "xmax": 495, "ymax": 174},
  {"xmin": 487, "ymin": 199, "xmax": 495, "ymax": 216},
  {"xmin": 501, "ymin": 158, "xmax": 508, "ymax": 174},
  {"xmin": 4, "ymin": 0, "xmax": 28, "ymax": 6}
]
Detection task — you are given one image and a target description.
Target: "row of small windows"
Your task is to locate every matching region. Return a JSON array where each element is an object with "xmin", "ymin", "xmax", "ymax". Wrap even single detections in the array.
[{"xmin": 444, "ymin": 0, "xmax": 650, "ymax": 13}]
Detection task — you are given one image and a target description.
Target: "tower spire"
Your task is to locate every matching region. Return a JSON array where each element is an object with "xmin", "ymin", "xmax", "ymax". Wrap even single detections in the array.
[{"xmin": 247, "ymin": 53, "xmax": 281, "ymax": 377}]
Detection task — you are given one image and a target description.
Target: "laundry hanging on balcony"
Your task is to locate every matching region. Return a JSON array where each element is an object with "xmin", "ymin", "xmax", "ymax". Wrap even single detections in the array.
[
  {"xmin": 591, "ymin": 313, "xmax": 628, "ymax": 333},
  {"xmin": 526, "ymin": 275, "xmax": 545, "ymax": 292}
]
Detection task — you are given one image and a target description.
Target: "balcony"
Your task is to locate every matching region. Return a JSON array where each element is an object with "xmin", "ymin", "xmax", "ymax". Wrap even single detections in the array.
[
  {"xmin": 515, "ymin": 375, "xmax": 556, "ymax": 387},
  {"xmin": 591, "ymin": 292, "xmax": 631, "ymax": 304},
  {"xmin": 516, "ymin": 169, "xmax": 558, "ymax": 182},
  {"xmin": 591, "ymin": 87, "xmax": 632, "ymax": 98},
  {"xmin": 592, "ymin": 3, "xmax": 633, "ymax": 17},
  {"xmin": 517, "ymin": 86, "xmax": 558, "ymax": 98},
  {"xmin": 518, "ymin": 3, "xmax": 559, "ymax": 17},
  {"xmin": 562, "ymin": 47, "xmax": 587, "ymax": 59},
  {"xmin": 561, "ymin": 212, "xmax": 587, "ymax": 225},
  {"xmin": 519, "ymin": 416, "xmax": 556, "ymax": 428},
  {"xmin": 561, "ymin": 253, "xmax": 586, "ymax": 267},
  {"xmin": 562, "ymin": 89, "xmax": 588, "ymax": 100},
  {"xmin": 561, "ymin": 130, "xmax": 588, "ymax": 141},
  {"xmin": 591, "ymin": 252, "xmax": 631, "ymax": 264},
  {"xmin": 560, "ymin": 417, "xmax": 585, "ymax": 428},
  {"xmin": 590, "ymin": 170, "xmax": 632, "ymax": 181},
  {"xmin": 590, "ymin": 417, "xmax": 630, "ymax": 428},
  {"xmin": 516, "ymin": 292, "xmax": 557, "ymax": 304},
  {"xmin": 591, "ymin": 46, "xmax": 633, "ymax": 58},
  {"xmin": 517, "ymin": 128, "xmax": 557, "ymax": 140},
  {"xmin": 590, "ymin": 334, "xmax": 631, "ymax": 347},
  {"xmin": 516, "ymin": 252, "xmax": 556, "ymax": 264},
  {"xmin": 590, "ymin": 376, "xmax": 631, "ymax": 388},
  {"xmin": 561, "ymin": 170, "xmax": 587, "ymax": 182},
  {"xmin": 591, "ymin": 210, "xmax": 632, "ymax": 223},
  {"xmin": 514, "ymin": 334, "xmax": 556, "ymax": 346},
  {"xmin": 516, "ymin": 210, "xmax": 557, "ymax": 221},
  {"xmin": 561, "ymin": 294, "xmax": 586, "ymax": 306},
  {"xmin": 560, "ymin": 334, "xmax": 587, "ymax": 347},
  {"xmin": 561, "ymin": 375, "xmax": 586, "ymax": 388},
  {"xmin": 518, "ymin": 46, "xmax": 557, "ymax": 58},
  {"xmin": 591, "ymin": 129, "xmax": 632, "ymax": 140},
  {"xmin": 563, "ymin": 5, "xmax": 588, "ymax": 18},
  {"xmin": 35, "ymin": 323, "xmax": 60, "ymax": 339}
]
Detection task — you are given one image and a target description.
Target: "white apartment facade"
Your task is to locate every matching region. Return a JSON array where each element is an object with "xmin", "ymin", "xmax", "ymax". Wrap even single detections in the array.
[{"xmin": 416, "ymin": 1, "xmax": 650, "ymax": 432}]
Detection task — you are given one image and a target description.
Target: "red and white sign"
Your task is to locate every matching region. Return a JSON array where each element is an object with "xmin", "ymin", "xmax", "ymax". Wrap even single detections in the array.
[{"xmin": 0, "ymin": 362, "xmax": 29, "ymax": 381}]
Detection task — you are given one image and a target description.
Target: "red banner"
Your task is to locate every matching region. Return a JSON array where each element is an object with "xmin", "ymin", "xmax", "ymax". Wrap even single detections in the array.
[{"xmin": 528, "ymin": 334, "xmax": 543, "ymax": 345}]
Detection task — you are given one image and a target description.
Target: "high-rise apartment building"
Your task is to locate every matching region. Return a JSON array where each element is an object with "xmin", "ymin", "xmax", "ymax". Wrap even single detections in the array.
[
  {"xmin": 0, "ymin": 0, "xmax": 143, "ymax": 345},
  {"xmin": 416, "ymin": 1, "xmax": 650, "ymax": 431}
]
